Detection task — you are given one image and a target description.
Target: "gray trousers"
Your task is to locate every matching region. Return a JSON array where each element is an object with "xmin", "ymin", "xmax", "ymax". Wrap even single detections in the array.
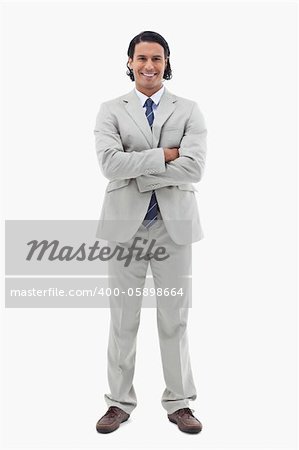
[{"xmin": 104, "ymin": 215, "xmax": 197, "ymax": 415}]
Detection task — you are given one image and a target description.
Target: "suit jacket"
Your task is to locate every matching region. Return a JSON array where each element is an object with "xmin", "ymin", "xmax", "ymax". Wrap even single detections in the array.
[{"xmin": 94, "ymin": 87, "xmax": 207, "ymax": 245}]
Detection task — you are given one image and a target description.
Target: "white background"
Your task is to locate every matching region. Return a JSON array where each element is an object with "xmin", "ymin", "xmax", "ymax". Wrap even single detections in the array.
[{"xmin": 1, "ymin": 1, "xmax": 297, "ymax": 449}]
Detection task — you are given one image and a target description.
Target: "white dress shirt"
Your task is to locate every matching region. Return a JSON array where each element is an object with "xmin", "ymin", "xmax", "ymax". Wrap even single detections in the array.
[{"xmin": 134, "ymin": 85, "xmax": 165, "ymax": 115}]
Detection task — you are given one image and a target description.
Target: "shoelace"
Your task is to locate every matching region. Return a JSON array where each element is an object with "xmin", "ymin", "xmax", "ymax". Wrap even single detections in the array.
[
  {"xmin": 104, "ymin": 406, "xmax": 121, "ymax": 418},
  {"xmin": 176, "ymin": 407, "xmax": 195, "ymax": 418}
]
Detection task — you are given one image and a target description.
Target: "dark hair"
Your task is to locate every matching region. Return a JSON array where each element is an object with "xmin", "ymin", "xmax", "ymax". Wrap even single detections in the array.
[{"xmin": 126, "ymin": 31, "xmax": 172, "ymax": 81}]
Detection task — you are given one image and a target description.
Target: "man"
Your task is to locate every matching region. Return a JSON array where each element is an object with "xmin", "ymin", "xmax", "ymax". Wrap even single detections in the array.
[{"xmin": 94, "ymin": 31, "xmax": 207, "ymax": 434}]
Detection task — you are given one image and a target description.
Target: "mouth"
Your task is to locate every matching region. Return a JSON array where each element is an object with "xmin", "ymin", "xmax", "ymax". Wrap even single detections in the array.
[{"xmin": 141, "ymin": 72, "xmax": 157, "ymax": 79}]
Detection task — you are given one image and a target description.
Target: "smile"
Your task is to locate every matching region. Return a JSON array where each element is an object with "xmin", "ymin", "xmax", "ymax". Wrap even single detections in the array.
[{"xmin": 141, "ymin": 73, "xmax": 157, "ymax": 78}]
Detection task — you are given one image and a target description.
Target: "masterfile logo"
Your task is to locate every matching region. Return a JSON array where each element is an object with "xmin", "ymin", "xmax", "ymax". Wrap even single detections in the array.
[{"xmin": 5, "ymin": 220, "xmax": 192, "ymax": 308}]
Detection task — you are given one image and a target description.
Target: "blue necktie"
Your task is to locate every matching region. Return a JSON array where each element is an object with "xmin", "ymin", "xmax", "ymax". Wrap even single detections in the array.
[{"xmin": 143, "ymin": 98, "xmax": 159, "ymax": 227}]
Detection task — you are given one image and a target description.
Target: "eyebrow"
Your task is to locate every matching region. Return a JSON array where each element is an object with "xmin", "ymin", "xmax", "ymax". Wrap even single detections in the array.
[{"xmin": 136, "ymin": 54, "xmax": 163, "ymax": 58}]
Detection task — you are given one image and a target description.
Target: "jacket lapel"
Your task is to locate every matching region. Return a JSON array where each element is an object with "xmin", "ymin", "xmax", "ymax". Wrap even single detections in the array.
[
  {"xmin": 122, "ymin": 89, "xmax": 153, "ymax": 147},
  {"xmin": 122, "ymin": 87, "xmax": 177, "ymax": 148},
  {"xmin": 152, "ymin": 87, "xmax": 177, "ymax": 148}
]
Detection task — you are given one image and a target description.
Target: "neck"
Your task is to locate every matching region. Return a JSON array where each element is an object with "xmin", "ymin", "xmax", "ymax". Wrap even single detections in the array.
[{"xmin": 136, "ymin": 84, "xmax": 163, "ymax": 97}]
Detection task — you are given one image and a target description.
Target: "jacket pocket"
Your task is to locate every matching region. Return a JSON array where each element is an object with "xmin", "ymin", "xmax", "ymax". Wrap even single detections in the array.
[
  {"xmin": 177, "ymin": 184, "xmax": 198, "ymax": 192},
  {"xmin": 163, "ymin": 127, "xmax": 182, "ymax": 132},
  {"xmin": 106, "ymin": 179, "xmax": 130, "ymax": 192}
]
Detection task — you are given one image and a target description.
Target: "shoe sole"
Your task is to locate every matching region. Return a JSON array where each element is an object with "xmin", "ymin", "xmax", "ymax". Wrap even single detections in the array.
[
  {"xmin": 96, "ymin": 416, "xmax": 129, "ymax": 434},
  {"xmin": 168, "ymin": 416, "xmax": 202, "ymax": 434}
]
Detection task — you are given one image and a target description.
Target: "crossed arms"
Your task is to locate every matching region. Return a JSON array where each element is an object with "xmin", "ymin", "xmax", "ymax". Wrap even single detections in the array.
[{"xmin": 94, "ymin": 101, "xmax": 207, "ymax": 192}]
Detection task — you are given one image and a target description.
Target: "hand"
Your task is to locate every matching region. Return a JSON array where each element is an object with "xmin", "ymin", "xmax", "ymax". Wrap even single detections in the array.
[{"xmin": 163, "ymin": 147, "xmax": 180, "ymax": 162}]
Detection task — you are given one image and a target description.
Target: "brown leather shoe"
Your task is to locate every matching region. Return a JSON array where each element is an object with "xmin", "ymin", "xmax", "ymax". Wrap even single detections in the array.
[
  {"xmin": 168, "ymin": 407, "xmax": 202, "ymax": 434},
  {"xmin": 96, "ymin": 406, "xmax": 130, "ymax": 433}
]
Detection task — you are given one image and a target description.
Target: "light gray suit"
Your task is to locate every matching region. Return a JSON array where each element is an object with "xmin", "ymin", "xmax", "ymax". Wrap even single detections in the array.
[
  {"xmin": 94, "ymin": 86, "xmax": 207, "ymax": 415},
  {"xmin": 94, "ymin": 87, "xmax": 207, "ymax": 244}
]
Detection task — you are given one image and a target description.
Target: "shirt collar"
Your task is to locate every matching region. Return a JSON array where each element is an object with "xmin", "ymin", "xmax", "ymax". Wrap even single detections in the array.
[{"xmin": 134, "ymin": 85, "xmax": 165, "ymax": 107}]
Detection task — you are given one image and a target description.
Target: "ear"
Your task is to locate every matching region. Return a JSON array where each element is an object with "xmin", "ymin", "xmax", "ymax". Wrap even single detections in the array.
[{"xmin": 128, "ymin": 58, "xmax": 133, "ymax": 69}]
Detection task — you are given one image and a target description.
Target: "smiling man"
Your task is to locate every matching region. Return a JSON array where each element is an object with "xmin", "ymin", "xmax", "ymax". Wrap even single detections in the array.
[{"xmin": 94, "ymin": 31, "xmax": 207, "ymax": 434}]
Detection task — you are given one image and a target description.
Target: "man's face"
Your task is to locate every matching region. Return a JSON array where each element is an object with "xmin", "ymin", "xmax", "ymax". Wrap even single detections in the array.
[{"xmin": 128, "ymin": 41, "xmax": 167, "ymax": 96}]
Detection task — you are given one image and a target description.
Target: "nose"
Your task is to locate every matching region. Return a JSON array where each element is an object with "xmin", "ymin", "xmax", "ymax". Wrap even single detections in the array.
[{"xmin": 144, "ymin": 60, "xmax": 154, "ymax": 71}]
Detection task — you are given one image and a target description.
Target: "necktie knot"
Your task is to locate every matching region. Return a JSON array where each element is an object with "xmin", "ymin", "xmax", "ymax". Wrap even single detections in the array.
[{"xmin": 144, "ymin": 98, "xmax": 154, "ymax": 108}]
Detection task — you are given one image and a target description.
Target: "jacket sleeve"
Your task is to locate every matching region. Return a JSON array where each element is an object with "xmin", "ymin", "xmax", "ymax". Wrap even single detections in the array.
[
  {"xmin": 94, "ymin": 102, "xmax": 166, "ymax": 180},
  {"xmin": 135, "ymin": 102, "xmax": 207, "ymax": 192}
]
